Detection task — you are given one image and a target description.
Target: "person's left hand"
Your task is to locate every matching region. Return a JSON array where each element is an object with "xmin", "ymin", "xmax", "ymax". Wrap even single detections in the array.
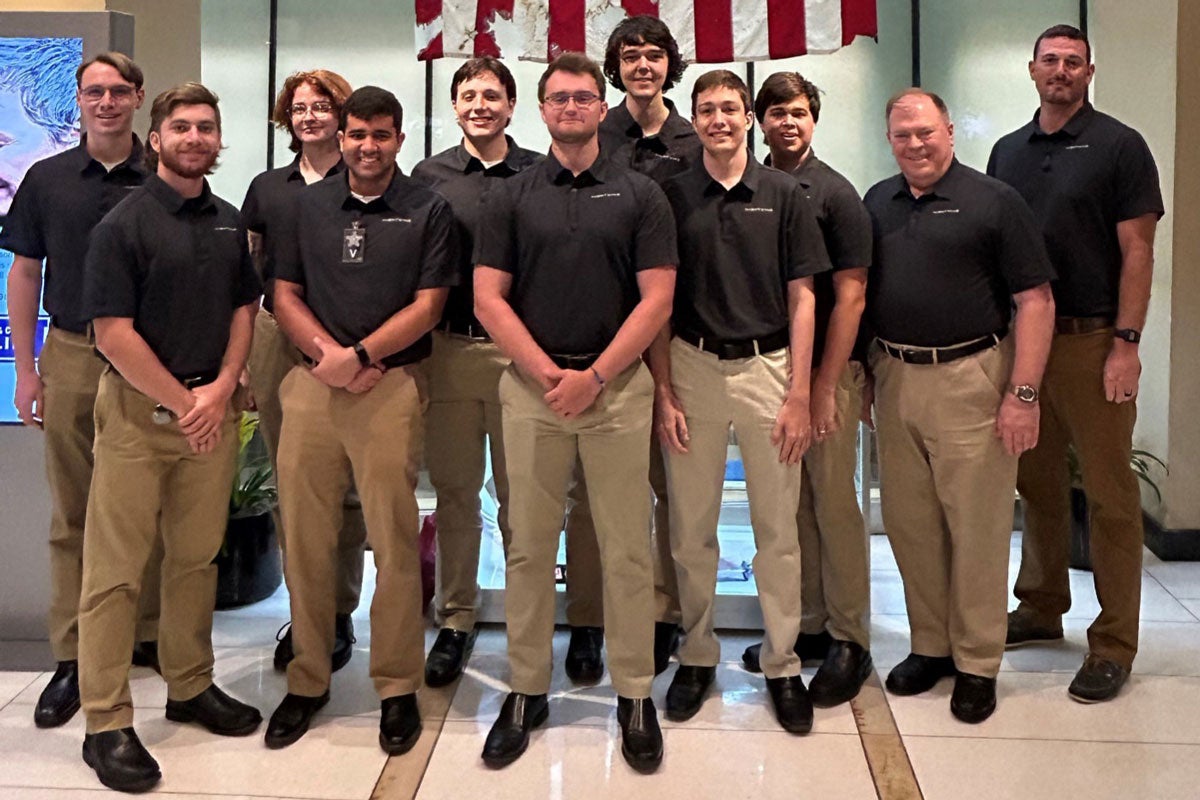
[
  {"xmin": 311, "ymin": 336, "xmax": 360, "ymax": 388},
  {"xmin": 544, "ymin": 369, "xmax": 602, "ymax": 418},
  {"xmin": 995, "ymin": 393, "xmax": 1040, "ymax": 456}
]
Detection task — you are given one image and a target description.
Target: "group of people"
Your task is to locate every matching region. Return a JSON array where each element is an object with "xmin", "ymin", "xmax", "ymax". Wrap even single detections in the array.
[{"xmin": 1, "ymin": 14, "xmax": 1162, "ymax": 795}]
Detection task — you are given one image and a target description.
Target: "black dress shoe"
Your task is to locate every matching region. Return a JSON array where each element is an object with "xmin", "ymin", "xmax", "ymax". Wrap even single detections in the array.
[
  {"xmin": 742, "ymin": 630, "xmax": 834, "ymax": 673},
  {"xmin": 885, "ymin": 654, "xmax": 956, "ymax": 696},
  {"xmin": 265, "ymin": 691, "xmax": 330, "ymax": 749},
  {"xmin": 131, "ymin": 641, "xmax": 160, "ymax": 674},
  {"xmin": 564, "ymin": 626, "xmax": 604, "ymax": 684},
  {"xmin": 425, "ymin": 628, "xmax": 478, "ymax": 687},
  {"xmin": 274, "ymin": 622, "xmax": 294, "ymax": 672},
  {"xmin": 617, "ymin": 696, "xmax": 663, "ymax": 773},
  {"xmin": 82, "ymin": 727, "xmax": 161, "ymax": 793},
  {"xmin": 665, "ymin": 665, "xmax": 715, "ymax": 721},
  {"xmin": 332, "ymin": 613, "xmax": 356, "ymax": 673},
  {"xmin": 950, "ymin": 672, "xmax": 997, "ymax": 723},
  {"xmin": 809, "ymin": 641, "xmax": 874, "ymax": 708},
  {"xmin": 1068, "ymin": 654, "xmax": 1130, "ymax": 703},
  {"xmin": 34, "ymin": 660, "xmax": 79, "ymax": 728},
  {"xmin": 653, "ymin": 622, "xmax": 681, "ymax": 676},
  {"xmin": 482, "ymin": 692, "xmax": 549, "ymax": 768},
  {"xmin": 379, "ymin": 693, "xmax": 422, "ymax": 755},
  {"xmin": 165, "ymin": 684, "xmax": 262, "ymax": 736},
  {"xmin": 766, "ymin": 675, "xmax": 813, "ymax": 734}
]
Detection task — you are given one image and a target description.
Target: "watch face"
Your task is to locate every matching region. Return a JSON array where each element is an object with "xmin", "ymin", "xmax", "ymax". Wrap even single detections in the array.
[{"xmin": 1014, "ymin": 385, "xmax": 1038, "ymax": 403}]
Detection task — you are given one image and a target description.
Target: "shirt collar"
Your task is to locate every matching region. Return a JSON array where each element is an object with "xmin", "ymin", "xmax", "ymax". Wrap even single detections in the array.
[
  {"xmin": 766, "ymin": 148, "xmax": 822, "ymax": 188},
  {"xmin": 891, "ymin": 157, "xmax": 961, "ymax": 201},
  {"xmin": 74, "ymin": 134, "xmax": 148, "ymax": 177},
  {"xmin": 144, "ymin": 173, "xmax": 216, "ymax": 214},
  {"xmin": 609, "ymin": 97, "xmax": 693, "ymax": 143},
  {"xmin": 336, "ymin": 166, "xmax": 407, "ymax": 211},
  {"xmin": 285, "ymin": 153, "xmax": 345, "ymax": 182},
  {"xmin": 452, "ymin": 135, "xmax": 526, "ymax": 175},
  {"xmin": 1029, "ymin": 101, "xmax": 1096, "ymax": 140},
  {"xmin": 543, "ymin": 148, "xmax": 611, "ymax": 187}
]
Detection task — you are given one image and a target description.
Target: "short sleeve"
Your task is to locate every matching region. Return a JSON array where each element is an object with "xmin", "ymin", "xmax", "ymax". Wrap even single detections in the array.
[
  {"xmin": 472, "ymin": 180, "xmax": 517, "ymax": 272},
  {"xmin": 240, "ymin": 176, "xmax": 266, "ymax": 233},
  {"xmin": 1114, "ymin": 131, "xmax": 1165, "ymax": 222},
  {"xmin": 232, "ymin": 223, "xmax": 264, "ymax": 306},
  {"xmin": 81, "ymin": 217, "xmax": 139, "ymax": 320},
  {"xmin": 271, "ymin": 199, "xmax": 304, "ymax": 285},
  {"xmin": 633, "ymin": 180, "xmax": 678, "ymax": 271},
  {"xmin": 0, "ymin": 169, "xmax": 47, "ymax": 259},
  {"xmin": 994, "ymin": 187, "xmax": 1056, "ymax": 294},
  {"xmin": 785, "ymin": 186, "xmax": 832, "ymax": 280},
  {"xmin": 417, "ymin": 198, "xmax": 460, "ymax": 290},
  {"xmin": 822, "ymin": 181, "xmax": 873, "ymax": 270}
]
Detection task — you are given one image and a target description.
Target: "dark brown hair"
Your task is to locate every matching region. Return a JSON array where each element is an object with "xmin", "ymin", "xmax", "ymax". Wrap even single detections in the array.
[
  {"xmin": 537, "ymin": 52, "xmax": 606, "ymax": 104},
  {"xmin": 75, "ymin": 51, "xmax": 143, "ymax": 90},
  {"xmin": 754, "ymin": 71, "xmax": 821, "ymax": 125},
  {"xmin": 144, "ymin": 82, "xmax": 221, "ymax": 172},
  {"xmin": 690, "ymin": 69, "xmax": 752, "ymax": 116},
  {"xmin": 602, "ymin": 15, "xmax": 685, "ymax": 93},
  {"xmin": 1034, "ymin": 24, "xmax": 1091, "ymax": 62},
  {"xmin": 451, "ymin": 56, "xmax": 517, "ymax": 103}
]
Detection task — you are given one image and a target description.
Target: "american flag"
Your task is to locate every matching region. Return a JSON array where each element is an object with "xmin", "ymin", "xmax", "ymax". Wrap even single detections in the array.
[{"xmin": 416, "ymin": 0, "xmax": 878, "ymax": 63}]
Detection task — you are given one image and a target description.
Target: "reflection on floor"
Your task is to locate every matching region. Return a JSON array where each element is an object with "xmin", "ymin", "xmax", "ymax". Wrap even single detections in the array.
[{"xmin": 4, "ymin": 534, "xmax": 1200, "ymax": 799}]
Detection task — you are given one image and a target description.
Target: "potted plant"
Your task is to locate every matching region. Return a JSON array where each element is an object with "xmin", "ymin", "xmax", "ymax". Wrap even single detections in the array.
[
  {"xmin": 1067, "ymin": 447, "xmax": 1167, "ymax": 571},
  {"xmin": 214, "ymin": 412, "xmax": 283, "ymax": 608}
]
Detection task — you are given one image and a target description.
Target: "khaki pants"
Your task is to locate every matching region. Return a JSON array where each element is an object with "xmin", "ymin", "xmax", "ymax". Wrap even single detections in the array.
[
  {"xmin": 78, "ymin": 370, "xmax": 238, "ymax": 733},
  {"xmin": 798, "ymin": 360, "xmax": 870, "ymax": 647},
  {"xmin": 565, "ymin": 440, "xmax": 679, "ymax": 627},
  {"xmin": 1015, "ymin": 328, "xmax": 1142, "ymax": 669},
  {"xmin": 871, "ymin": 337, "xmax": 1017, "ymax": 678},
  {"xmin": 666, "ymin": 339, "xmax": 803, "ymax": 679},
  {"xmin": 500, "ymin": 361, "xmax": 656, "ymax": 698},
  {"xmin": 248, "ymin": 311, "xmax": 366, "ymax": 615},
  {"xmin": 40, "ymin": 326, "xmax": 160, "ymax": 661},
  {"xmin": 277, "ymin": 366, "xmax": 427, "ymax": 699},
  {"xmin": 426, "ymin": 330, "xmax": 512, "ymax": 631}
]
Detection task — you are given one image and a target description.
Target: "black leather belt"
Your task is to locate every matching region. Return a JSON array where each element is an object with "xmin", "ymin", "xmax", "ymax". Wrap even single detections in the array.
[
  {"xmin": 443, "ymin": 320, "xmax": 490, "ymax": 341},
  {"xmin": 1055, "ymin": 316, "xmax": 1113, "ymax": 335},
  {"xmin": 676, "ymin": 328, "xmax": 789, "ymax": 360},
  {"xmin": 171, "ymin": 370, "xmax": 220, "ymax": 388},
  {"xmin": 877, "ymin": 330, "xmax": 1005, "ymax": 365},
  {"xmin": 549, "ymin": 353, "xmax": 601, "ymax": 370}
]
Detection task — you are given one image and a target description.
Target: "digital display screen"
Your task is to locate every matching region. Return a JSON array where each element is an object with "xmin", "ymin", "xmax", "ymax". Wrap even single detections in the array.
[{"xmin": 0, "ymin": 36, "xmax": 83, "ymax": 424}]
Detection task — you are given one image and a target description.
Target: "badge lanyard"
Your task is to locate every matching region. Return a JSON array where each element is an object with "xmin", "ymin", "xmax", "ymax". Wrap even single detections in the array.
[{"xmin": 343, "ymin": 219, "xmax": 365, "ymax": 263}]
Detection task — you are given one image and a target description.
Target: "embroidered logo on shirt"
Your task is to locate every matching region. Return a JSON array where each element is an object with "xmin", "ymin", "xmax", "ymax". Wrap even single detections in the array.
[
  {"xmin": 1065, "ymin": 144, "xmax": 1090, "ymax": 150},
  {"xmin": 743, "ymin": 207, "xmax": 775, "ymax": 213},
  {"xmin": 213, "ymin": 226, "xmax": 239, "ymax": 231},
  {"xmin": 590, "ymin": 193, "xmax": 621, "ymax": 199},
  {"xmin": 650, "ymin": 153, "xmax": 680, "ymax": 162},
  {"xmin": 932, "ymin": 209, "xmax": 960, "ymax": 214},
  {"xmin": 381, "ymin": 217, "xmax": 412, "ymax": 223}
]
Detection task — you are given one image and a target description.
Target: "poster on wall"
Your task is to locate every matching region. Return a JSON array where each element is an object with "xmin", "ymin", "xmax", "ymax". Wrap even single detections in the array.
[{"xmin": 0, "ymin": 36, "xmax": 83, "ymax": 425}]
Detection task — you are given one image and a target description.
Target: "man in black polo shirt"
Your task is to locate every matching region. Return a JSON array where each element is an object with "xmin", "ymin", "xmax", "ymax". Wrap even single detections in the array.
[
  {"xmin": 412, "ymin": 56, "xmax": 542, "ymax": 688},
  {"xmin": 78, "ymin": 82, "xmax": 263, "ymax": 793},
  {"xmin": 739, "ymin": 72, "xmax": 875, "ymax": 709},
  {"xmin": 988, "ymin": 24, "xmax": 1164, "ymax": 703},
  {"xmin": 474, "ymin": 52, "xmax": 676, "ymax": 772},
  {"xmin": 1, "ymin": 51, "xmax": 162, "ymax": 730},
  {"xmin": 264, "ymin": 86, "xmax": 456, "ymax": 755},
  {"xmin": 241, "ymin": 68, "xmax": 364, "ymax": 677},
  {"xmin": 866, "ymin": 89, "xmax": 1055, "ymax": 724},
  {"xmin": 653, "ymin": 70, "xmax": 827, "ymax": 733}
]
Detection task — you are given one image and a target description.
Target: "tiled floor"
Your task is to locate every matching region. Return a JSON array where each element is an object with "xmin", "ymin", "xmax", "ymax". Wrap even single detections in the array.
[{"xmin": 4, "ymin": 534, "xmax": 1200, "ymax": 799}]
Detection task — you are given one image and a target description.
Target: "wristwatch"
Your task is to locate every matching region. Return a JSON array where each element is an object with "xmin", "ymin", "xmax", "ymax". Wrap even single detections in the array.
[
  {"xmin": 1010, "ymin": 384, "xmax": 1039, "ymax": 403},
  {"xmin": 353, "ymin": 341, "xmax": 371, "ymax": 367},
  {"xmin": 1114, "ymin": 328, "xmax": 1141, "ymax": 344}
]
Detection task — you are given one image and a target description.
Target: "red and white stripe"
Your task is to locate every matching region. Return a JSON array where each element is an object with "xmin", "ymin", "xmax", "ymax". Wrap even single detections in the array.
[{"xmin": 417, "ymin": 0, "xmax": 877, "ymax": 62}]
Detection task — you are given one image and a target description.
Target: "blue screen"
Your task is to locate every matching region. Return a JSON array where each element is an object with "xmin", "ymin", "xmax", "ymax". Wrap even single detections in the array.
[{"xmin": 0, "ymin": 36, "xmax": 84, "ymax": 424}]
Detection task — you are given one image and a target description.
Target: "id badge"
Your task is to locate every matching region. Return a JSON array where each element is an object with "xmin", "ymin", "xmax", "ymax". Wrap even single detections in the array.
[{"xmin": 342, "ymin": 220, "xmax": 365, "ymax": 263}]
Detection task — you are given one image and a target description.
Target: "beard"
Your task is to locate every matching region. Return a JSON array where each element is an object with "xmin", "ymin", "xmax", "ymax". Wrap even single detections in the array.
[{"xmin": 158, "ymin": 145, "xmax": 218, "ymax": 179}]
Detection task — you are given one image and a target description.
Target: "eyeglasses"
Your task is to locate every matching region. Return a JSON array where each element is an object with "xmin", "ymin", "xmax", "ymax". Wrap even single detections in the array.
[
  {"xmin": 543, "ymin": 92, "xmax": 600, "ymax": 109},
  {"xmin": 80, "ymin": 85, "xmax": 137, "ymax": 102},
  {"xmin": 289, "ymin": 101, "xmax": 334, "ymax": 117}
]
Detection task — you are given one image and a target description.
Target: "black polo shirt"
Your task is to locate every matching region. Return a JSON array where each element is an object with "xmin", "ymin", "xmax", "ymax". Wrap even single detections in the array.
[
  {"xmin": 240, "ymin": 155, "xmax": 345, "ymax": 312},
  {"xmin": 986, "ymin": 102, "xmax": 1164, "ymax": 318},
  {"xmin": 779, "ymin": 151, "xmax": 873, "ymax": 365},
  {"xmin": 83, "ymin": 175, "xmax": 262, "ymax": 377},
  {"xmin": 474, "ymin": 151, "xmax": 677, "ymax": 355},
  {"xmin": 599, "ymin": 97, "xmax": 702, "ymax": 185},
  {"xmin": 0, "ymin": 136, "xmax": 147, "ymax": 334},
  {"xmin": 863, "ymin": 159, "xmax": 1054, "ymax": 348},
  {"xmin": 411, "ymin": 136, "xmax": 541, "ymax": 330},
  {"xmin": 273, "ymin": 168, "xmax": 457, "ymax": 368},
  {"xmin": 664, "ymin": 157, "xmax": 829, "ymax": 342}
]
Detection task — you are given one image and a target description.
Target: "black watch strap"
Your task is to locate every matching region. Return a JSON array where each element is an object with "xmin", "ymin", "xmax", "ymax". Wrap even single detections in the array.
[
  {"xmin": 1114, "ymin": 328, "xmax": 1141, "ymax": 344},
  {"xmin": 353, "ymin": 341, "xmax": 371, "ymax": 367}
]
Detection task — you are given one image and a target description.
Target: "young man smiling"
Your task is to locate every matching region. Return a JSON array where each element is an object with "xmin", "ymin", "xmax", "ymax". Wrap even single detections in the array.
[
  {"xmin": 266, "ymin": 86, "xmax": 456, "ymax": 755},
  {"xmin": 653, "ymin": 70, "xmax": 828, "ymax": 734},
  {"xmin": 413, "ymin": 57, "xmax": 542, "ymax": 688}
]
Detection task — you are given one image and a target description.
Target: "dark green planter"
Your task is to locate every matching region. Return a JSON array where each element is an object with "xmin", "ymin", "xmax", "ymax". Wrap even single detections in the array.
[{"xmin": 214, "ymin": 511, "xmax": 282, "ymax": 609}]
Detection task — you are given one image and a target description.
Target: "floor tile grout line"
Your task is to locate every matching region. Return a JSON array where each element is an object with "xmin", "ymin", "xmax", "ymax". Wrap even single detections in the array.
[
  {"xmin": 1144, "ymin": 570, "xmax": 1200, "ymax": 621},
  {"xmin": 0, "ymin": 672, "xmax": 41, "ymax": 715},
  {"xmin": 370, "ymin": 679, "xmax": 460, "ymax": 800},
  {"xmin": 896, "ymin": 732, "xmax": 1200, "ymax": 748},
  {"xmin": 0, "ymin": 784, "xmax": 323, "ymax": 800}
]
